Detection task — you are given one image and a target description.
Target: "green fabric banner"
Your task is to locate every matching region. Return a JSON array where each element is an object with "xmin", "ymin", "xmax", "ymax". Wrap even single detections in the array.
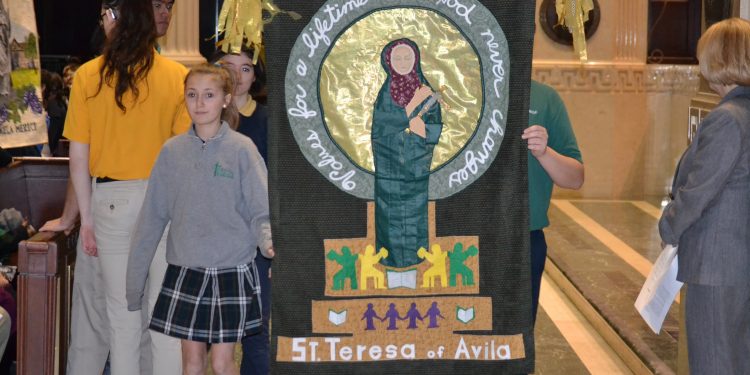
[{"xmin": 267, "ymin": 0, "xmax": 535, "ymax": 373}]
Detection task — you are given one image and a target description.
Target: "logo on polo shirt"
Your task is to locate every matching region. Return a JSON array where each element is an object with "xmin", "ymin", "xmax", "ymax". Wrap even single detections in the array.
[{"xmin": 213, "ymin": 162, "xmax": 234, "ymax": 179}]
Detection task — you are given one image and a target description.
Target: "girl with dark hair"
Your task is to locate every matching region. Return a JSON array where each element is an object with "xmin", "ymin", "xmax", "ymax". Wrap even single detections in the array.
[
  {"xmin": 371, "ymin": 38, "xmax": 443, "ymax": 268},
  {"xmin": 62, "ymin": 0, "xmax": 190, "ymax": 373},
  {"xmin": 213, "ymin": 46, "xmax": 271, "ymax": 375},
  {"xmin": 97, "ymin": 0, "xmax": 157, "ymax": 111}
]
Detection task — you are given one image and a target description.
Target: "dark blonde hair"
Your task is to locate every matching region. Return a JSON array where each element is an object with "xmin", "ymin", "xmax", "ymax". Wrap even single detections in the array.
[
  {"xmin": 697, "ymin": 18, "xmax": 750, "ymax": 86},
  {"xmin": 185, "ymin": 63, "xmax": 239, "ymax": 129}
]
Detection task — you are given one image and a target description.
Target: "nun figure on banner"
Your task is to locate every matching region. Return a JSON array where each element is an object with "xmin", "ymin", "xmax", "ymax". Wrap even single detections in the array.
[{"xmin": 372, "ymin": 38, "xmax": 443, "ymax": 268}]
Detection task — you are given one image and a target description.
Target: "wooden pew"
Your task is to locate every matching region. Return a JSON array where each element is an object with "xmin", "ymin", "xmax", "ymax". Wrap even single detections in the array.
[
  {"xmin": 1, "ymin": 158, "xmax": 76, "ymax": 375},
  {"xmin": 18, "ymin": 230, "xmax": 76, "ymax": 375}
]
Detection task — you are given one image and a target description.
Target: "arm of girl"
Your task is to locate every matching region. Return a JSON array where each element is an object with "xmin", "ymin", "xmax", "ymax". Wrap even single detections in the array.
[
  {"xmin": 126, "ymin": 147, "xmax": 173, "ymax": 311},
  {"xmin": 241, "ymin": 148, "xmax": 274, "ymax": 259}
]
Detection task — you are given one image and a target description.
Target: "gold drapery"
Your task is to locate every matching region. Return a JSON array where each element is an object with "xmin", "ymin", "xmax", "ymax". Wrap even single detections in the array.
[
  {"xmin": 216, "ymin": 0, "xmax": 300, "ymax": 63},
  {"xmin": 556, "ymin": 0, "xmax": 594, "ymax": 62}
]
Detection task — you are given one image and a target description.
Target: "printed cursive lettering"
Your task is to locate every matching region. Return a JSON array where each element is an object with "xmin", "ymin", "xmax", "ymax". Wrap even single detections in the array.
[
  {"xmin": 288, "ymin": 84, "xmax": 317, "ymax": 119},
  {"xmin": 301, "ymin": 0, "xmax": 369, "ymax": 58},
  {"xmin": 306, "ymin": 130, "xmax": 357, "ymax": 190},
  {"xmin": 435, "ymin": 0, "xmax": 476, "ymax": 25},
  {"xmin": 481, "ymin": 29, "xmax": 506, "ymax": 98},
  {"xmin": 448, "ymin": 110, "xmax": 505, "ymax": 188}
]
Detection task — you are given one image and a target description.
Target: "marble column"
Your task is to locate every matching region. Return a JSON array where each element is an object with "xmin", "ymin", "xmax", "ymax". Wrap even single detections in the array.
[
  {"xmin": 159, "ymin": 0, "xmax": 205, "ymax": 67},
  {"xmin": 614, "ymin": 0, "xmax": 647, "ymax": 62},
  {"xmin": 741, "ymin": 0, "xmax": 750, "ymax": 20}
]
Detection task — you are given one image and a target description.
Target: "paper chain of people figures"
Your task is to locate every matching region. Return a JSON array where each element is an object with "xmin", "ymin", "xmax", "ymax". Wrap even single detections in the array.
[
  {"xmin": 327, "ymin": 243, "xmax": 478, "ymax": 291},
  {"xmin": 361, "ymin": 302, "xmax": 445, "ymax": 331}
]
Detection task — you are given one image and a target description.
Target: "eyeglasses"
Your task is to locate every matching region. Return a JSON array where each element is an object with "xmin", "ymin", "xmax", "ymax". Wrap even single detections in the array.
[{"xmin": 100, "ymin": 8, "xmax": 118, "ymax": 21}]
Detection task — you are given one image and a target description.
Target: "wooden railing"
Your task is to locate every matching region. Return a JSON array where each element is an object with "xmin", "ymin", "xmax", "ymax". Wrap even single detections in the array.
[
  {"xmin": 1, "ymin": 158, "xmax": 74, "ymax": 375},
  {"xmin": 18, "ymin": 230, "xmax": 76, "ymax": 375}
]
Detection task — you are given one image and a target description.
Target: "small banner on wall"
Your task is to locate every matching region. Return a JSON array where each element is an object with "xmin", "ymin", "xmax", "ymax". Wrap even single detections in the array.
[
  {"xmin": 267, "ymin": 0, "xmax": 535, "ymax": 373},
  {"xmin": 0, "ymin": 0, "xmax": 45, "ymax": 149}
]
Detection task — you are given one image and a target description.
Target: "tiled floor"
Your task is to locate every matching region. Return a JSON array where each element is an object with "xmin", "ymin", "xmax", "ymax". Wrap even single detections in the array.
[
  {"xmin": 533, "ymin": 199, "xmax": 681, "ymax": 375},
  {"xmin": 535, "ymin": 275, "xmax": 630, "ymax": 374}
]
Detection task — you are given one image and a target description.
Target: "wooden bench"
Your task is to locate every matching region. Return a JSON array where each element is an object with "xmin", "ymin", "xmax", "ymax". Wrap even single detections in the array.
[{"xmin": 1, "ymin": 158, "xmax": 76, "ymax": 375}]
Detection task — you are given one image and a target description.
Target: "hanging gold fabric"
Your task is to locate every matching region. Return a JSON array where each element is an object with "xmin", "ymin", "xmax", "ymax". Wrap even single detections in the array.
[
  {"xmin": 555, "ymin": 0, "xmax": 594, "ymax": 62},
  {"xmin": 319, "ymin": 8, "xmax": 482, "ymax": 173},
  {"xmin": 216, "ymin": 0, "xmax": 300, "ymax": 63}
]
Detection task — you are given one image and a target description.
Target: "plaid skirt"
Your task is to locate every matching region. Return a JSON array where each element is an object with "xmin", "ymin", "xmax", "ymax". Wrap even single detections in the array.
[{"xmin": 149, "ymin": 263, "xmax": 262, "ymax": 343}]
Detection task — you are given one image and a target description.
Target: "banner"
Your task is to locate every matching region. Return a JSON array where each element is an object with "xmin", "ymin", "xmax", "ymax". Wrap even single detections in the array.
[
  {"xmin": 0, "ymin": 0, "xmax": 45, "ymax": 149},
  {"xmin": 267, "ymin": 0, "xmax": 535, "ymax": 373}
]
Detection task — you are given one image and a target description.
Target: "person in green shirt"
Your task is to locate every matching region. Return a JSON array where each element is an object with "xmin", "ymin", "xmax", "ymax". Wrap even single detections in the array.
[{"xmin": 522, "ymin": 80, "xmax": 584, "ymax": 324}]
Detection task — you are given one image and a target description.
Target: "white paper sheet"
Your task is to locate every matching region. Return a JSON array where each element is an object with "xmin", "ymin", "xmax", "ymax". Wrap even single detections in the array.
[{"xmin": 634, "ymin": 245, "xmax": 683, "ymax": 334}]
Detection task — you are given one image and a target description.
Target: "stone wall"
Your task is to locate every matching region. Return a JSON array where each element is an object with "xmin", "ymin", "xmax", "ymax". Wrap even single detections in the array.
[{"xmin": 531, "ymin": 0, "xmax": 699, "ymax": 199}]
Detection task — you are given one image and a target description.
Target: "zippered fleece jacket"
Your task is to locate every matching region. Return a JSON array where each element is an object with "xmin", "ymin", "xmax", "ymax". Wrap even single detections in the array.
[{"xmin": 126, "ymin": 121, "xmax": 272, "ymax": 310}]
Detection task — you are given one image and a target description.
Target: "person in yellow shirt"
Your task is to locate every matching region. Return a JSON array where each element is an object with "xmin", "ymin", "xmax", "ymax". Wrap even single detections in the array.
[{"xmin": 43, "ymin": 1, "xmax": 189, "ymax": 374}]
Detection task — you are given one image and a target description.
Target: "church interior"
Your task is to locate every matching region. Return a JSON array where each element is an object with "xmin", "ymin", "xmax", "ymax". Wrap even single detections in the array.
[{"xmin": 0, "ymin": 0, "xmax": 746, "ymax": 374}]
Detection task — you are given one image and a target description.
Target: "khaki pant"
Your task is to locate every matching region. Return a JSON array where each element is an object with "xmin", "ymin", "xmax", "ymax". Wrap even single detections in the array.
[{"xmin": 66, "ymin": 180, "xmax": 181, "ymax": 375}]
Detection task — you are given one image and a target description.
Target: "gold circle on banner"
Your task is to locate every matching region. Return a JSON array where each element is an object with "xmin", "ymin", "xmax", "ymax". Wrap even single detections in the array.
[{"xmin": 319, "ymin": 8, "xmax": 483, "ymax": 173}]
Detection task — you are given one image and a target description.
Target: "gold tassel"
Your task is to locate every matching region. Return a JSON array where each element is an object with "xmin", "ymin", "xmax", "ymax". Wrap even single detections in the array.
[
  {"xmin": 215, "ymin": 0, "xmax": 301, "ymax": 64},
  {"xmin": 556, "ymin": 0, "xmax": 594, "ymax": 62}
]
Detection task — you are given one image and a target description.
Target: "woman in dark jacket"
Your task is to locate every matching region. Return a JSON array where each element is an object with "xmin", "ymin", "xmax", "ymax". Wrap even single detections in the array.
[{"xmin": 658, "ymin": 17, "xmax": 750, "ymax": 375}]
